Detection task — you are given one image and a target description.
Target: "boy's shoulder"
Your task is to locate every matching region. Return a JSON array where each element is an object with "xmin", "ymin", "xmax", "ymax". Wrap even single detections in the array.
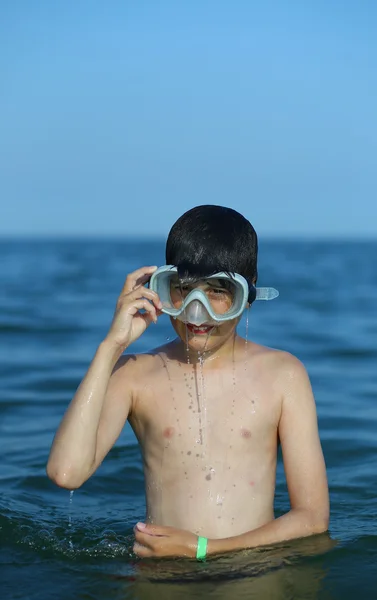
[
  {"xmin": 247, "ymin": 341, "xmax": 308, "ymax": 380},
  {"xmin": 247, "ymin": 344, "xmax": 312, "ymax": 414},
  {"xmin": 115, "ymin": 342, "xmax": 175, "ymax": 377}
]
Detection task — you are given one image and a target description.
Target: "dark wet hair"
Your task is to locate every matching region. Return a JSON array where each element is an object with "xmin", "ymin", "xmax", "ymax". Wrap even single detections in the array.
[{"xmin": 165, "ymin": 205, "xmax": 258, "ymax": 289}]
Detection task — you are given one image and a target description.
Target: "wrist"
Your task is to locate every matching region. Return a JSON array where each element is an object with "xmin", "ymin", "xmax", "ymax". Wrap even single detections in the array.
[
  {"xmin": 196, "ymin": 536, "xmax": 208, "ymax": 561},
  {"xmin": 206, "ymin": 537, "xmax": 236, "ymax": 556},
  {"xmin": 97, "ymin": 339, "xmax": 125, "ymax": 365}
]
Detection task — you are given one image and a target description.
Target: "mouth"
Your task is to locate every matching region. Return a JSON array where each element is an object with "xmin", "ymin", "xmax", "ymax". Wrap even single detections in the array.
[{"xmin": 186, "ymin": 324, "xmax": 215, "ymax": 336}]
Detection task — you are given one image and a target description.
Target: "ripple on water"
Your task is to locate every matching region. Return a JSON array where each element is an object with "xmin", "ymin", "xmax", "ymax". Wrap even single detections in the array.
[{"xmin": 1, "ymin": 240, "xmax": 377, "ymax": 598}]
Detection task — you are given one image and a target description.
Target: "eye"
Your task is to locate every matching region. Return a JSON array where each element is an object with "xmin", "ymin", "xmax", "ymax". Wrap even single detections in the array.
[
  {"xmin": 209, "ymin": 288, "xmax": 228, "ymax": 296},
  {"xmin": 171, "ymin": 283, "xmax": 189, "ymax": 291}
]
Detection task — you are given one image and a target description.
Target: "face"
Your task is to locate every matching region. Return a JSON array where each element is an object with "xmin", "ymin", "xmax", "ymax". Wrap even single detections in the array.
[{"xmin": 169, "ymin": 278, "xmax": 241, "ymax": 356}]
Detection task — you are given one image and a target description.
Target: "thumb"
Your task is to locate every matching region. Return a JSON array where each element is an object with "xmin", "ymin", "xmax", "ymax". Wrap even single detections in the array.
[{"xmin": 141, "ymin": 311, "xmax": 156, "ymax": 326}]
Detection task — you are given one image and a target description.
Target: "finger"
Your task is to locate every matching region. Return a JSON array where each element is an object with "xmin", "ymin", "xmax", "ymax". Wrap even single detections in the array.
[
  {"xmin": 139, "ymin": 310, "xmax": 157, "ymax": 328},
  {"xmin": 136, "ymin": 522, "xmax": 169, "ymax": 537},
  {"xmin": 134, "ymin": 530, "xmax": 155, "ymax": 550},
  {"xmin": 121, "ymin": 266, "xmax": 158, "ymax": 295},
  {"xmin": 126, "ymin": 299, "xmax": 157, "ymax": 323},
  {"xmin": 119, "ymin": 287, "xmax": 162, "ymax": 310},
  {"xmin": 133, "ymin": 542, "xmax": 153, "ymax": 558}
]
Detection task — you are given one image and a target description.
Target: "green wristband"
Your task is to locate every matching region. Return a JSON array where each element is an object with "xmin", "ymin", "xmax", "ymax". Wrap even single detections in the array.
[{"xmin": 196, "ymin": 536, "xmax": 208, "ymax": 561}]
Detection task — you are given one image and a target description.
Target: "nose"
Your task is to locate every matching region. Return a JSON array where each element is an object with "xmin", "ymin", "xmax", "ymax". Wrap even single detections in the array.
[{"xmin": 178, "ymin": 299, "xmax": 213, "ymax": 326}]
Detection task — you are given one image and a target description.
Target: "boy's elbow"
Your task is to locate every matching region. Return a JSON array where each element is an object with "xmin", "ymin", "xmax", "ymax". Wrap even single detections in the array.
[
  {"xmin": 46, "ymin": 462, "xmax": 86, "ymax": 490},
  {"xmin": 309, "ymin": 509, "xmax": 329, "ymax": 534},
  {"xmin": 317, "ymin": 514, "xmax": 330, "ymax": 533}
]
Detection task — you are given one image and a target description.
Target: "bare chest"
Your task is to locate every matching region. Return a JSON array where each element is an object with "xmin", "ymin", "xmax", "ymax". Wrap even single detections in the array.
[{"xmin": 131, "ymin": 364, "xmax": 280, "ymax": 468}]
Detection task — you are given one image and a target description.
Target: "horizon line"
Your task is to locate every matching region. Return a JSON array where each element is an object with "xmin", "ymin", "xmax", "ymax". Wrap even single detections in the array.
[{"xmin": 0, "ymin": 233, "xmax": 376, "ymax": 242}]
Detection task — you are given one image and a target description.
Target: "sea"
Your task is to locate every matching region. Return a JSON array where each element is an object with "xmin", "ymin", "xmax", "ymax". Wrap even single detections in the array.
[{"xmin": 1, "ymin": 238, "xmax": 376, "ymax": 599}]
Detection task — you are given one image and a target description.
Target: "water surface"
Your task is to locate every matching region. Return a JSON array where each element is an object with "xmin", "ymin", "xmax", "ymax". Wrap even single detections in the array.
[{"xmin": 1, "ymin": 239, "xmax": 377, "ymax": 599}]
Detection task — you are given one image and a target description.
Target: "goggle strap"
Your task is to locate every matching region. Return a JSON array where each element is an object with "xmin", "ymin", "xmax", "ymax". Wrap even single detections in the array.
[{"xmin": 255, "ymin": 287, "xmax": 279, "ymax": 301}]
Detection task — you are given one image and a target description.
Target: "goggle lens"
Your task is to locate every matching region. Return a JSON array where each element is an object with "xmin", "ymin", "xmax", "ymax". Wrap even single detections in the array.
[{"xmin": 169, "ymin": 277, "xmax": 239, "ymax": 316}]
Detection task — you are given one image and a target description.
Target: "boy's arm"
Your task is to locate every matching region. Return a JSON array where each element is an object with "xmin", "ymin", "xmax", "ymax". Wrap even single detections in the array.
[
  {"xmin": 46, "ymin": 342, "xmax": 134, "ymax": 489},
  {"xmin": 208, "ymin": 354, "xmax": 329, "ymax": 555},
  {"xmin": 133, "ymin": 354, "xmax": 329, "ymax": 558},
  {"xmin": 47, "ymin": 265, "xmax": 161, "ymax": 490}
]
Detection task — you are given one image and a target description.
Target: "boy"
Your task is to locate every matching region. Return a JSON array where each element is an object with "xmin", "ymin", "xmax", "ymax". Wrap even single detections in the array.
[{"xmin": 47, "ymin": 205, "xmax": 329, "ymax": 560}]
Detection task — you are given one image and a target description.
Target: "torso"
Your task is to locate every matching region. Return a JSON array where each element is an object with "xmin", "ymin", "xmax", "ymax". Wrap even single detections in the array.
[{"xmin": 128, "ymin": 338, "xmax": 283, "ymax": 539}]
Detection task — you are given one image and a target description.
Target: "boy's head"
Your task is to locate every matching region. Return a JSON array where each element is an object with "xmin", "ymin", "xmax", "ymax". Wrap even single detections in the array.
[
  {"xmin": 165, "ymin": 205, "xmax": 258, "ymax": 355},
  {"xmin": 166, "ymin": 205, "xmax": 258, "ymax": 284}
]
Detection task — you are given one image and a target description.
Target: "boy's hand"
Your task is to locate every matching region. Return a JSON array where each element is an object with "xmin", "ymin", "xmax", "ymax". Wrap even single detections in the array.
[
  {"xmin": 105, "ymin": 266, "xmax": 162, "ymax": 353},
  {"xmin": 133, "ymin": 522, "xmax": 198, "ymax": 559}
]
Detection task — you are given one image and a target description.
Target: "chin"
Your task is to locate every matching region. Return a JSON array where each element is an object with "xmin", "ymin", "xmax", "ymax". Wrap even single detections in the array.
[{"xmin": 187, "ymin": 335, "xmax": 221, "ymax": 352}]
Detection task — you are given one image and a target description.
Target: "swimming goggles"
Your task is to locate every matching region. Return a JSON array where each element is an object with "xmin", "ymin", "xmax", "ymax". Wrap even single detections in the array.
[{"xmin": 149, "ymin": 265, "xmax": 279, "ymax": 325}]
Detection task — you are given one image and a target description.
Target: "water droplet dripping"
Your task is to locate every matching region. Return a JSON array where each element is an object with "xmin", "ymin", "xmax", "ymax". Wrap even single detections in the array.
[
  {"xmin": 244, "ymin": 307, "xmax": 250, "ymax": 372},
  {"xmin": 68, "ymin": 490, "xmax": 74, "ymax": 549}
]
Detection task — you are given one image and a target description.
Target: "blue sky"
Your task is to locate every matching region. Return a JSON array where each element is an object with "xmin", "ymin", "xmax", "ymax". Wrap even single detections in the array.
[{"xmin": 1, "ymin": 0, "xmax": 376, "ymax": 238}]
